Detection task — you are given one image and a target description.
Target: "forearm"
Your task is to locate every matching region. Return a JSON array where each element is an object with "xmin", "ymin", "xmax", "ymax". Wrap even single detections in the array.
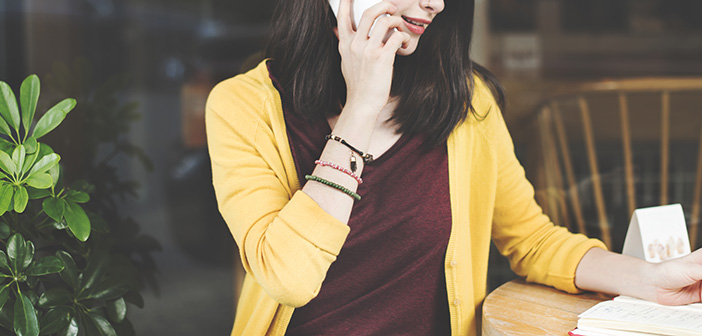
[
  {"xmin": 302, "ymin": 104, "xmax": 379, "ymax": 224},
  {"xmin": 575, "ymin": 247, "xmax": 658, "ymax": 302}
]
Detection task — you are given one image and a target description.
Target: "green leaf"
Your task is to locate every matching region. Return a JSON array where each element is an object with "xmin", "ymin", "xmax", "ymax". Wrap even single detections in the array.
[
  {"xmin": 0, "ymin": 81, "xmax": 20, "ymax": 132},
  {"xmin": 0, "ymin": 284, "xmax": 10, "ymax": 310},
  {"xmin": 0, "ymin": 223, "xmax": 8, "ymax": 240},
  {"xmin": 0, "ymin": 112, "xmax": 12, "ymax": 137},
  {"xmin": 0, "ymin": 183, "xmax": 13, "ymax": 216},
  {"xmin": 27, "ymin": 153, "xmax": 59, "ymax": 177},
  {"xmin": 43, "ymin": 197, "xmax": 66, "ymax": 223},
  {"xmin": 25, "ymin": 290, "xmax": 38, "ymax": 306},
  {"xmin": 37, "ymin": 143, "xmax": 54, "ymax": 157},
  {"xmin": 13, "ymin": 185, "xmax": 29, "ymax": 213},
  {"xmin": 25, "ymin": 173, "xmax": 52, "ymax": 189},
  {"xmin": 22, "ymin": 241, "xmax": 35, "ymax": 271},
  {"xmin": 26, "ymin": 256, "xmax": 64, "ymax": 276},
  {"xmin": 12, "ymin": 145, "xmax": 25, "ymax": 177},
  {"xmin": 47, "ymin": 165, "xmax": 60, "ymax": 187},
  {"xmin": 7, "ymin": 233, "xmax": 27, "ymax": 272},
  {"xmin": 27, "ymin": 187, "xmax": 51, "ymax": 200},
  {"xmin": 122, "ymin": 291, "xmax": 144, "ymax": 309},
  {"xmin": 63, "ymin": 201, "xmax": 90, "ymax": 242},
  {"xmin": 86, "ymin": 311, "xmax": 116, "ymax": 336},
  {"xmin": 80, "ymin": 250, "xmax": 108, "ymax": 292},
  {"xmin": 105, "ymin": 297, "xmax": 126, "ymax": 323},
  {"xmin": 31, "ymin": 98, "xmax": 76, "ymax": 139},
  {"xmin": 0, "ymin": 150, "xmax": 16, "ymax": 175},
  {"xmin": 58, "ymin": 317, "xmax": 78, "ymax": 336},
  {"xmin": 0, "ymin": 251, "xmax": 10, "ymax": 272},
  {"xmin": 21, "ymin": 149, "xmax": 39, "ymax": 176},
  {"xmin": 38, "ymin": 288, "xmax": 72, "ymax": 308},
  {"xmin": 20, "ymin": 75, "xmax": 40, "ymax": 136},
  {"xmin": 0, "ymin": 296, "xmax": 13, "ymax": 330},
  {"xmin": 55, "ymin": 252, "xmax": 78, "ymax": 291},
  {"xmin": 39, "ymin": 306, "xmax": 71, "ymax": 336},
  {"xmin": 14, "ymin": 293, "xmax": 39, "ymax": 336},
  {"xmin": 0, "ymin": 139, "xmax": 13, "ymax": 154},
  {"xmin": 82, "ymin": 277, "xmax": 129, "ymax": 301},
  {"xmin": 22, "ymin": 137, "xmax": 37, "ymax": 155},
  {"xmin": 64, "ymin": 190, "xmax": 89, "ymax": 203},
  {"xmin": 112, "ymin": 319, "xmax": 135, "ymax": 336}
]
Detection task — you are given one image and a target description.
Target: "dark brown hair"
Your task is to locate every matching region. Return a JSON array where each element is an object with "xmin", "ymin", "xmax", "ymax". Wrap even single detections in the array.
[{"xmin": 265, "ymin": 0, "xmax": 505, "ymax": 146}]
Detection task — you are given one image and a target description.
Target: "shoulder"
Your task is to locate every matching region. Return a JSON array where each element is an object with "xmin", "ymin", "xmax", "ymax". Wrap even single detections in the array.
[
  {"xmin": 460, "ymin": 74, "xmax": 508, "ymax": 141},
  {"xmin": 471, "ymin": 74, "xmax": 499, "ymax": 115},
  {"xmin": 206, "ymin": 60, "xmax": 280, "ymax": 127}
]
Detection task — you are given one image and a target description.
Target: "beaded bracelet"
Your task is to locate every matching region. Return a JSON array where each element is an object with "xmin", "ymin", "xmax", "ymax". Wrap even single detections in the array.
[
  {"xmin": 325, "ymin": 134, "xmax": 374, "ymax": 163},
  {"xmin": 305, "ymin": 175, "xmax": 361, "ymax": 201},
  {"xmin": 315, "ymin": 160, "xmax": 363, "ymax": 184}
]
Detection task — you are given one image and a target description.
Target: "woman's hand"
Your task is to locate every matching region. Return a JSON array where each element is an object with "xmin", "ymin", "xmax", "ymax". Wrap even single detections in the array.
[
  {"xmin": 652, "ymin": 248, "xmax": 702, "ymax": 305},
  {"xmin": 335, "ymin": 0, "xmax": 410, "ymax": 115},
  {"xmin": 576, "ymin": 247, "xmax": 702, "ymax": 306}
]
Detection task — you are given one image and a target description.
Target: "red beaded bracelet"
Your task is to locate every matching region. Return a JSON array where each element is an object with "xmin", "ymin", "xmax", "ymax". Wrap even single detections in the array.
[{"xmin": 314, "ymin": 160, "xmax": 363, "ymax": 184}]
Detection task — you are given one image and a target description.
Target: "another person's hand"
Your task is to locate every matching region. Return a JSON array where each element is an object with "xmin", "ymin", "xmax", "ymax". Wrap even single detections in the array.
[
  {"xmin": 335, "ymin": 0, "xmax": 410, "ymax": 115},
  {"xmin": 653, "ymin": 248, "xmax": 702, "ymax": 305}
]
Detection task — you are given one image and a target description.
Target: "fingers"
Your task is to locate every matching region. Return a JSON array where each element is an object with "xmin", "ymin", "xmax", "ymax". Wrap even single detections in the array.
[
  {"xmin": 339, "ymin": 1, "xmax": 408, "ymax": 53},
  {"xmin": 384, "ymin": 30, "xmax": 411, "ymax": 52},
  {"xmin": 372, "ymin": 19, "xmax": 411, "ymax": 52},
  {"xmin": 682, "ymin": 249, "xmax": 702, "ymax": 282},
  {"xmin": 660, "ymin": 252, "xmax": 702, "ymax": 286},
  {"xmin": 688, "ymin": 247, "xmax": 702, "ymax": 264},
  {"xmin": 337, "ymin": 0, "xmax": 354, "ymax": 38},
  {"xmin": 367, "ymin": 15, "xmax": 402, "ymax": 43},
  {"xmin": 356, "ymin": 2, "xmax": 397, "ymax": 36}
]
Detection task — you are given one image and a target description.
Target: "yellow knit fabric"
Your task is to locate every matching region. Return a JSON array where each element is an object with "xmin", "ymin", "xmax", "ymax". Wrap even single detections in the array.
[{"xmin": 205, "ymin": 61, "xmax": 607, "ymax": 336}]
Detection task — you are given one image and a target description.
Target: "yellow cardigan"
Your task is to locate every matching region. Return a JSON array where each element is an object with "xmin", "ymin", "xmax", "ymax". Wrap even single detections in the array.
[{"xmin": 206, "ymin": 61, "xmax": 606, "ymax": 336}]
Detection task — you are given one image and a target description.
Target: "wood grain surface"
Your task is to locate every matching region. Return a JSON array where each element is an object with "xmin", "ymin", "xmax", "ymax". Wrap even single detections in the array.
[{"xmin": 482, "ymin": 279, "xmax": 612, "ymax": 336}]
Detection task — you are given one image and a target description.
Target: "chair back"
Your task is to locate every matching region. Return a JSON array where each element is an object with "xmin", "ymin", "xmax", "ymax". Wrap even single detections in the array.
[{"xmin": 531, "ymin": 78, "xmax": 702, "ymax": 251}]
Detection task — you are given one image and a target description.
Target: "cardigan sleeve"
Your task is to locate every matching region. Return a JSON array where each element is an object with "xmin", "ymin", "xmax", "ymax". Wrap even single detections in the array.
[
  {"xmin": 478, "ymin": 83, "xmax": 607, "ymax": 294},
  {"xmin": 205, "ymin": 72, "xmax": 350, "ymax": 307}
]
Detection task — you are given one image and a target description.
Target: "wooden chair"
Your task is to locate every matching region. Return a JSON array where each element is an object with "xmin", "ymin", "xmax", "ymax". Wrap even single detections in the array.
[{"xmin": 529, "ymin": 78, "xmax": 702, "ymax": 251}]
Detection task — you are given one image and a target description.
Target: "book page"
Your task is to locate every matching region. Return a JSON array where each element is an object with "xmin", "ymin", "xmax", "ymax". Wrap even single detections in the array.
[
  {"xmin": 571, "ymin": 326, "xmax": 661, "ymax": 336},
  {"xmin": 578, "ymin": 300, "xmax": 702, "ymax": 335},
  {"xmin": 613, "ymin": 296, "xmax": 702, "ymax": 312}
]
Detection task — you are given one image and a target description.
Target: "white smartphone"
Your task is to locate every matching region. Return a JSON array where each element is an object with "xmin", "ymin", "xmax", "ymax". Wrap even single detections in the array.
[
  {"xmin": 329, "ymin": 0, "xmax": 383, "ymax": 30},
  {"xmin": 329, "ymin": 0, "xmax": 398, "ymax": 40}
]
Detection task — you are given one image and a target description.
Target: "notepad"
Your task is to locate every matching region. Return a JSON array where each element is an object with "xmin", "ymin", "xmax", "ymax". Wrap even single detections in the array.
[{"xmin": 570, "ymin": 296, "xmax": 702, "ymax": 336}]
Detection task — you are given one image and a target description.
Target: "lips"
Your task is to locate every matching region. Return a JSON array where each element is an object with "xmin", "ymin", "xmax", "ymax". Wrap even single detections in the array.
[{"xmin": 401, "ymin": 15, "xmax": 431, "ymax": 35}]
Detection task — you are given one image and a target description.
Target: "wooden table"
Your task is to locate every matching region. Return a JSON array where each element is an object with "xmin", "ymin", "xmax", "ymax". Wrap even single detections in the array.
[{"xmin": 482, "ymin": 279, "xmax": 612, "ymax": 335}]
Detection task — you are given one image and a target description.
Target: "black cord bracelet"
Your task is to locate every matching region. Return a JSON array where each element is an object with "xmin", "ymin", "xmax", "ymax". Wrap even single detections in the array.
[{"xmin": 325, "ymin": 134, "xmax": 374, "ymax": 163}]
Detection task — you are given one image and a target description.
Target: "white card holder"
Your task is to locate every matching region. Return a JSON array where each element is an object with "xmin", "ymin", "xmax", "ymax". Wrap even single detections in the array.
[{"xmin": 622, "ymin": 204, "xmax": 691, "ymax": 263}]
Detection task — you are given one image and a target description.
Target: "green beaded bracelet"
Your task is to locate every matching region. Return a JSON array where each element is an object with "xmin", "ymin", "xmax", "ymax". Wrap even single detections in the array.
[{"xmin": 305, "ymin": 175, "xmax": 361, "ymax": 201}]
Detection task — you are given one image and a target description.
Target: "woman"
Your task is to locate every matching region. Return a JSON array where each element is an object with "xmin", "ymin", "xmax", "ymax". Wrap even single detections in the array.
[{"xmin": 206, "ymin": 0, "xmax": 702, "ymax": 334}]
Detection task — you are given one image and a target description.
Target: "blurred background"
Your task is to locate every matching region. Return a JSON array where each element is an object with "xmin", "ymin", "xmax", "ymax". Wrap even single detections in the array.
[{"xmin": 2, "ymin": 0, "xmax": 702, "ymax": 334}]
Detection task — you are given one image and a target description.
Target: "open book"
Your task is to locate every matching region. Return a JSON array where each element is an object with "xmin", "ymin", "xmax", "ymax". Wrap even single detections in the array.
[{"xmin": 570, "ymin": 296, "xmax": 702, "ymax": 336}]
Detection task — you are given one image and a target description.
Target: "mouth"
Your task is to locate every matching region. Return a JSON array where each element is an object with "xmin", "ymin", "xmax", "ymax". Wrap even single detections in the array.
[
  {"xmin": 402, "ymin": 16, "xmax": 430, "ymax": 27},
  {"xmin": 401, "ymin": 16, "xmax": 430, "ymax": 35}
]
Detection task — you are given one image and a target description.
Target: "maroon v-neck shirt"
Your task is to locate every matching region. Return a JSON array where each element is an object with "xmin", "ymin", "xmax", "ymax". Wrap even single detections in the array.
[{"xmin": 269, "ymin": 64, "xmax": 452, "ymax": 336}]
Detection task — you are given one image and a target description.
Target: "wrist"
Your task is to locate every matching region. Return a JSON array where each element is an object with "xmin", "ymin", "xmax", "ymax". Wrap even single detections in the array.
[
  {"xmin": 341, "ymin": 106, "xmax": 382, "ymax": 123},
  {"xmin": 626, "ymin": 259, "xmax": 659, "ymax": 302},
  {"xmin": 575, "ymin": 248, "xmax": 659, "ymax": 301}
]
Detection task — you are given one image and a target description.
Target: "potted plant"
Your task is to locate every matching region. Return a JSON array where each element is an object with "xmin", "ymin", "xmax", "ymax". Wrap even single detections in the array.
[{"xmin": 0, "ymin": 74, "xmax": 141, "ymax": 336}]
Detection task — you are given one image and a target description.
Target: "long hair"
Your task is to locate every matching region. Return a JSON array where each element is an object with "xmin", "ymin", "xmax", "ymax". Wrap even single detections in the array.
[{"xmin": 265, "ymin": 0, "xmax": 505, "ymax": 146}]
